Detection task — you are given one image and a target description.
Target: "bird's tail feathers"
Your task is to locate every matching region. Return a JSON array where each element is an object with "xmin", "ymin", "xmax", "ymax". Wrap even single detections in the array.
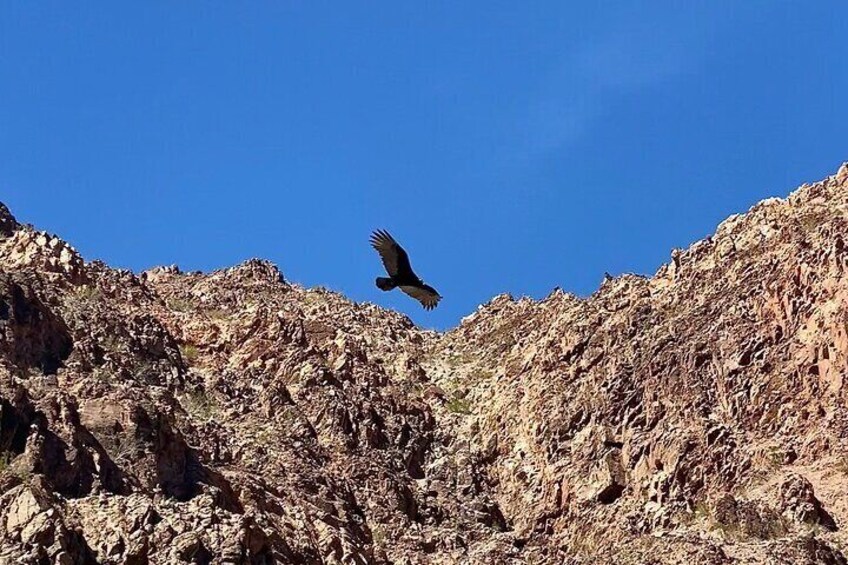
[{"xmin": 376, "ymin": 277, "xmax": 396, "ymax": 291}]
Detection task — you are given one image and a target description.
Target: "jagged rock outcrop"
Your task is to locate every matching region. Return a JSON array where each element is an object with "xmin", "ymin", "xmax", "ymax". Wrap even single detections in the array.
[{"xmin": 2, "ymin": 164, "xmax": 848, "ymax": 564}]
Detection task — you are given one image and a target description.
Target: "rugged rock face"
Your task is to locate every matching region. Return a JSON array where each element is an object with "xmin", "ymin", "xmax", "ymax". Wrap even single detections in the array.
[{"xmin": 1, "ymin": 164, "xmax": 848, "ymax": 564}]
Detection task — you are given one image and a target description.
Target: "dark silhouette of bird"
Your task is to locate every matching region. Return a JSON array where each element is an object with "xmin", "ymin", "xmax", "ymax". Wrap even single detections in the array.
[{"xmin": 370, "ymin": 230, "xmax": 442, "ymax": 310}]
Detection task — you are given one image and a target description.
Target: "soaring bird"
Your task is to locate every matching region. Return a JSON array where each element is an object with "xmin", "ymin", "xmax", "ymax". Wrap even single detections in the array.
[{"xmin": 370, "ymin": 230, "xmax": 442, "ymax": 310}]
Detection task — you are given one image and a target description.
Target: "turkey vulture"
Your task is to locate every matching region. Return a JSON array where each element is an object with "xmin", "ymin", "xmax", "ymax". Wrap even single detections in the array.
[{"xmin": 370, "ymin": 230, "xmax": 442, "ymax": 310}]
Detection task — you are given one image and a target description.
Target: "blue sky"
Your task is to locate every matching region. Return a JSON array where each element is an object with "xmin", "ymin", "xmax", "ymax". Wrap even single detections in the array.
[{"xmin": 1, "ymin": 3, "xmax": 846, "ymax": 329}]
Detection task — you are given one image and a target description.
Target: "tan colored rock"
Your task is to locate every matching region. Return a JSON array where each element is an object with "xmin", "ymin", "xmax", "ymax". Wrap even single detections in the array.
[{"xmin": 4, "ymin": 486, "xmax": 44, "ymax": 532}]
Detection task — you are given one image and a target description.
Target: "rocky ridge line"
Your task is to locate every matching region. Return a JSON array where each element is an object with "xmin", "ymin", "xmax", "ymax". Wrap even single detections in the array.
[{"xmin": 1, "ymin": 164, "xmax": 848, "ymax": 564}]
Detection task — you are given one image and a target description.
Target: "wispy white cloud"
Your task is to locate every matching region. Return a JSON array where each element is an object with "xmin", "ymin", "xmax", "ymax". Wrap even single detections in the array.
[
  {"xmin": 517, "ymin": 7, "xmax": 719, "ymax": 155},
  {"xmin": 573, "ymin": 24, "xmax": 690, "ymax": 90}
]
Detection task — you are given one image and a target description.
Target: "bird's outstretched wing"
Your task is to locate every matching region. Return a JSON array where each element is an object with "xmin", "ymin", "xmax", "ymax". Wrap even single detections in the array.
[
  {"xmin": 370, "ymin": 230, "xmax": 415, "ymax": 279},
  {"xmin": 400, "ymin": 284, "xmax": 442, "ymax": 310}
]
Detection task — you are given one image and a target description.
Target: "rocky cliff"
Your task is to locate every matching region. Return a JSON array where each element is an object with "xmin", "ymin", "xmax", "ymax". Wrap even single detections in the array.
[{"xmin": 2, "ymin": 165, "xmax": 848, "ymax": 564}]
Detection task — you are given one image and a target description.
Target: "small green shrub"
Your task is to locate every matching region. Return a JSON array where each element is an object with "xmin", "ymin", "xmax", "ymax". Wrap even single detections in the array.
[
  {"xmin": 765, "ymin": 446, "xmax": 784, "ymax": 469},
  {"xmin": 75, "ymin": 285, "xmax": 101, "ymax": 301},
  {"xmin": 180, "ymin": 344, "xmax": 200, "ymax": 364},
  {"xmin": 446, "ymin": 397, "xmax": 472, "ymax": 415},
  {"xmin": 183, "ymin": 390, "xmax": 218, "ymax": 420},
  {"xmin": 468, "ymin": 367, "xmax": 494, "ymax": 383},
  {"xmin": 91, "ymin": 366, "xmax": 114, "ymax": 383},
  {"xmin": 797, "ymin": 210, "xmax": 826, "ymax": 233},
  {"xmin": 254, "ymin": 427, "xmax": 276, "ymax": 446},
  {"xmin": 63, "ymin": 285, "xmax": 102, "ymax": 312},
  {"xmin": 371, "ymin": 525, "xmax": 385, "ymax": 545},
  {"xmin": 102, "ymin": 334, "xmax": 123, "ymax": 352},
  {"xmin": 0, "ymin": 451, "xmax": 11, "ymax": 474},
  {"xmin": 131, "ymin": 360, "xmax": 156, "ymax": 382},
  {"xmin": 204, "ymin": 308, "xmax": 229, "ymax": 321},
  {"xmin": 0, "ymin": 451, "xmax": 28, "ymax": 480},
  {"xmin": 166, "ymin": 298, "xmax": 193, "ymax": 312}
]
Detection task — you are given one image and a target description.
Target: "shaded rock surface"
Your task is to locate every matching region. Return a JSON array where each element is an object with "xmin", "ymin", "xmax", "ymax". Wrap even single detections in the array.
[{"xmin": 2, "ymin": 164, "xmax": 848, "ymax": 563}]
